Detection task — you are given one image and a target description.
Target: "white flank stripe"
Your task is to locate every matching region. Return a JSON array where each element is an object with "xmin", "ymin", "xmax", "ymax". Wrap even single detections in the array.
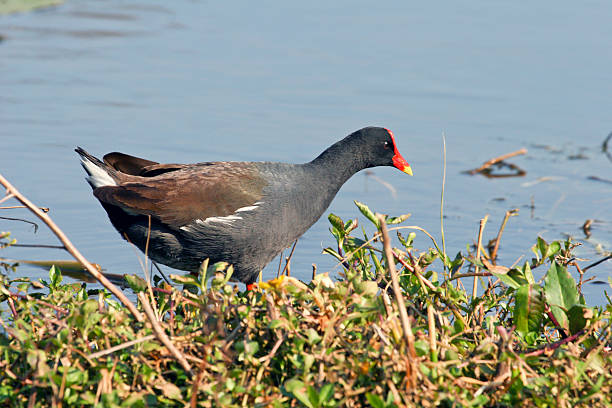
[
  {"xmin": 235, "ymin": 205, "xmax": 259, "ymax": 213},
  {"xmin": 198, "ymin": 214, "xmax": 243, "ymax": 225},
  {"xmin": 180, "ymin": 202, "xmax": 262, "ymax": 231}
]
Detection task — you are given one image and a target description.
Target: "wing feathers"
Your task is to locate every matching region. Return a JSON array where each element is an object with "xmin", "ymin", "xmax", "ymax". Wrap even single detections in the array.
[{"xmin": 92, "ymin": 162, "xmax": 266, "ymax": 228}]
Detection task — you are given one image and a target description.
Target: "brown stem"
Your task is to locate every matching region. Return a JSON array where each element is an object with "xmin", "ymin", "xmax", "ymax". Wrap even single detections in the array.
[
  {"xmin": 545, "ymin": 305, "xmax": 568, "ymax": 339},
  {"xmin": 490, "ymin": 209, "xmax": 519, "ymax": 263},
  {"xmin": 377, "ymin": 214, "xmax": 417, "ymax": 387},
  {"xmin": 523, "ymin": 330, "xmax": 583, "ymax": 356},
  {"xmin": 473, "ymin": 216, "xmax": 488, "ymax": 299},
  {"xmin": 391, "ymin": 249, "xmax": 436, "ymax": 291}
]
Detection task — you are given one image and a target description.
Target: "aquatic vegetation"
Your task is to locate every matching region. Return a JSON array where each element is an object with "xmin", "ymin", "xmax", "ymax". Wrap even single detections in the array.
[{"xmin": 0, "ymin": 199, "xmax": 610, "ymax": 407}]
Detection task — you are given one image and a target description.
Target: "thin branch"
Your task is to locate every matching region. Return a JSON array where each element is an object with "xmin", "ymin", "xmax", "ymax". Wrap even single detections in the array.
[
  {"xmin": 0, "ymin": 216, "xmax": 40, "ymax": 232},
  {"xmin": 0, "ymin": 193, "xmax": 15, "ymax": 206},
  {"xmin": 0, "ymin": 205, "xmax": 49, "ymax": 212},
  {"xmin": 152, "ymin": 260, "xmax": 172, "ymax": 286},
  {"xmin": 473, "ymin": 216, "xmax": 488, "ymax": 299},
  {"xmin": 88, "ymin": 334, "xmax": 156, "ymax": 360},
  {"xmin": 10, "ymin": 243, "xmax": 66, "ymax": 250},
  {"xmin": 0, "ymin": 172, "xmax": 144, "ymax": 322},
  {"xmin": 582, "ymin": 255, "xmax": 612, "ymax": 272},
  {"xmin": 440, "ymin": 132, "xmax": 447, "ymax": 274},
  {"xmin": 281, "ymin": 239, "xmax": 298, "ymax": 277},
  {"xmin": 377, "ymin": 214, "xmax": 417, "ymax": 388}
]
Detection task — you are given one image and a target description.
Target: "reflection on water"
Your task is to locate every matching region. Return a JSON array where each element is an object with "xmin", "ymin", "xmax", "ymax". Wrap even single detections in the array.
[{"xmin": 0, "ymin": 0, "xmax": 610, "ymax": 304}]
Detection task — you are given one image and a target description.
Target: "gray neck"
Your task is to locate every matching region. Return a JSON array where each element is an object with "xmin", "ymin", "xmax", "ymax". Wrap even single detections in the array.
[{"xmin": 304, "ymin": 138, "xmax": 369, "ymax": 189}]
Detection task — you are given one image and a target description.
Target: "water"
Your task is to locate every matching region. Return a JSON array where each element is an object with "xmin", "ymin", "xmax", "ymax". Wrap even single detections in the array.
[{"xmin": 1, "ymin": 1, "xmax": 611, "ymax": 304}]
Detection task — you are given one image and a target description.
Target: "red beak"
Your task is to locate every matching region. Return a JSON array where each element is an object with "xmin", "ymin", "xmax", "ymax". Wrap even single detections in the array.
[
  {"xmin": 385, "ymin": 128, "xmax": 413, "ymax": 175},
  {"xmin": 392, "ymin": 154, "xmax": 413, "ymax": 175}
]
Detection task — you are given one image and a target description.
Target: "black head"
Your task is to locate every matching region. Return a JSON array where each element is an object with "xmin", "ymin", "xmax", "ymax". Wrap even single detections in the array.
[{"xmin": 345, "ymin": 127, "xmax": 413, "ymax": 174}]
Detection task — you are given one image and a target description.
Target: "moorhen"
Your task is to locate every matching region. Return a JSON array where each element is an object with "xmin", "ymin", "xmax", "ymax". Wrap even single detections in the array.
[{"xmin": 76, "ymin": 126, "xmax": 412, "ymax": 288}]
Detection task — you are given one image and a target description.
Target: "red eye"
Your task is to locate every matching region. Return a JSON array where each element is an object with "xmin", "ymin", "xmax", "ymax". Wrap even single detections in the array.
[{"xmin": 383, "ymin": 141, "xmax": 391, "ymax": 150}]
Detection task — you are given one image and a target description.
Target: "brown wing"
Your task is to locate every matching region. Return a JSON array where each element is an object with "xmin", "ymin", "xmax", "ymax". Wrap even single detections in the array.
[
  {"xmin": 93, "ymin": 162, "xmax": 266, "ymax": 228},
  {"xmin": 103, "ymin": 152, "xmax": 159, "ymax": 175},
  {"xmin": 103, "ymin": 152, "xmax": 186, "ymax": 177}
]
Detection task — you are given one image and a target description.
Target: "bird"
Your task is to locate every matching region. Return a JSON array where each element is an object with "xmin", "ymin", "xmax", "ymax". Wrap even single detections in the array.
[{"xmin": 76, "ymin": 126, "xmax": 412, "ymax": 289}]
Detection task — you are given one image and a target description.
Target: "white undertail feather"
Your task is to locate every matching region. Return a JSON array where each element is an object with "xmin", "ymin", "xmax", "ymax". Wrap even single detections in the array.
[{"xmin": 80, "ymin": 158, "xmax": 116, "ymax": 188}]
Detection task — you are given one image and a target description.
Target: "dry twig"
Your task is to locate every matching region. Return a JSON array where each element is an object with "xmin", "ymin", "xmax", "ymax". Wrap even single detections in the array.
[
  {"xmin": 88, "ymin": 335, "xmax": 156, "ymax": 360},
  {"xmin": 490, "ymin": 209, "xmax": 519, "ymax": 262},
  {"xmin": 468, "ymin": 148, "xmax": 527, "ymax": 175}
]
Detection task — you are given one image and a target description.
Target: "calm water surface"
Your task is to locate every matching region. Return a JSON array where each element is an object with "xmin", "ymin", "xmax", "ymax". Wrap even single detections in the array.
[{"xmin": 1, "ymin": 1, "xmax": 611, "ymax": 303}]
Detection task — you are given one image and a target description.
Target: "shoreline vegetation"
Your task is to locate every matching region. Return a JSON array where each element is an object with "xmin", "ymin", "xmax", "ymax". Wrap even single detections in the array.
[{"xmin": 1, "ymin": 173, "xmax": 611, "ymax": 407}]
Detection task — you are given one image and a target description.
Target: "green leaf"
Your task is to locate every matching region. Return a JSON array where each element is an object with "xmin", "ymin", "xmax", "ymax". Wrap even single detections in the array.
[
  {"xmin": 319, "ymin": 383, "xmax": 334, "ymax": 403},
  {"xmin": 385, "ymin": 213, "xmax": 411, "ymax": 224},
  {"xmin": 366, "ymin": 393, "xmax": 385, "ymax": 408},
  {"xmin": 328, "ymin": 213, "xmax": 345, "ymax": 233},
  {"xmin": 397, "ymin": 231, "xmax": 416, "ymax": 248},
  {"xmin": 514, "ymin": 284, "xmax": 544, "ymax": 336},
  {"xmin": 234, "ymin": 340, "xmax": 259, "ymax": 357},
  {"xmin": 306, "ymin": 328, "xmax": 321, "ymax": 345},
  {"xmin": 414, "ymin": 339, "xmax": 429, "ymax": 357},
  {"xmin": 449, "ymin": 252, "xmax": 464, "ymax": 275},
  {"xmin": 323, "ymin": 247, "xmax": 343, "ymax": 262},
  {"xmin": 344, "ymin": 236, "xmax": 367, "ymax": 250},
  {"xmin": 546, "ymin": 241, "xmax": 561, "ymax": 259},
  {"xmin": 285, "ymin": 379, "xmax": 313, "ymax": 408},
  {"xmin": 536, "ymin": 237, "xmax": 547, "ymax": 259},
  {"xmin": 307, "ymin": 385, "xmax": 319, "ymax": 407},
  {"xmin": 354, "ymin": 200, "xmax": 380, "ymax": 228},
  {"xmin": 489, "ymin": 268, "xmax": 525, "ymax": 290},
  {"xmin": 567, "ymin": 304, "xmax": 593, "ymax": 335},
  {"xmin": 344, "ymin": 218, "xmax": 358, "ymax": 233},
  {"xmin": 169, "ymin": 274, "xmax": 199, "ymax": 286},
  {"xmin": 49, "ymin": 265, "xmax": 62, "ymax": 288},
  {"xmin": 534, "ymin": 237, "xmax": 562, "ymax": 262},
  {"xmin": 124, "ymin": 274, "xmax": 148, "ymax": 293},
  {"xmin": 522, "ymin": 262, "xmax": 535, "ymax": 285},
  {"xmin": 269, "ymin": 319, "xmax": 284, "ymax": 329},
  {"xmin": 544, "ymin": 261, "xmax": 579, "ymax": 331}
]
